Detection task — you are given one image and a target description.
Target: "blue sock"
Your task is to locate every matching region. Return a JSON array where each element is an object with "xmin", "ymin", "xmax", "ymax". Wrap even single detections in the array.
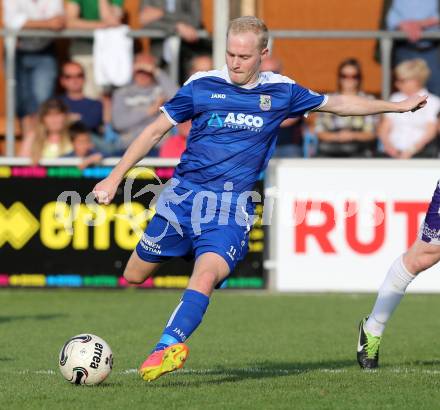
[{"xmin": 154, "ymin": 289, "xmax": 210, "ymax": 352}]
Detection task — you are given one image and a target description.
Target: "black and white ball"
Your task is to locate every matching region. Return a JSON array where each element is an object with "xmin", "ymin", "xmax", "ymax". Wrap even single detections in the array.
[{"xmin": 59, "ymin": 334, "xmax": 113, "ymax": 385}]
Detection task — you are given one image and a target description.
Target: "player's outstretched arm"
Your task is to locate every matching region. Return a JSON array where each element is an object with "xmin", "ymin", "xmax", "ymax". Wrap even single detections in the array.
[
  {"xmin": 93, "ymin": 113, "xmax": 173, "ymax": 204},
  {"xmin": 318, "ymin": 94, "xmax": 428, "ymax": 116}
]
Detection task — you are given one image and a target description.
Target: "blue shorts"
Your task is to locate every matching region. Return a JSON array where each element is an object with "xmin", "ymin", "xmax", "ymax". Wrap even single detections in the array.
[
  {"xmin": 419, "ymin": 180, "xmax": 440, "ymax": 245},
  {"xmin": 135, "ymin": 184, "xmax": 253, "ymax": 273}
]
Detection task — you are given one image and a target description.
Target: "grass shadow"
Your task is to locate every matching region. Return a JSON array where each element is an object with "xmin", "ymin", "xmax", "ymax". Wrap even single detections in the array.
[
  {"xmin": 0, "ymin": 313, "xmax": 68, "ymax": 324},
  {"xmin": 149, "ymin": 359, "xmax": 355, "ymax": 388},
  {"xmin": 402, "ymin": 359, "xmax": 440, "ymax": 367}
]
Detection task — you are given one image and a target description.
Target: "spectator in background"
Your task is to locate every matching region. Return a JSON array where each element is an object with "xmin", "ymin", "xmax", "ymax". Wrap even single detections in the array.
[
  {"xmin": 59, "ymin": 61, "xmax": 103, "ymax": 135},
  {"xmin": 159, "ymin": 120, "xmax": 190, "ymax": 158},
  {"xmin": 19, "ymin": 99, "xmax": 72, "ymax": 163},
  {"xmin": 315, "ymin": 58, "xmax": 377, "ymax": 158},
  {"xmin": 65, "ymin": 0, "xmax": 124, "ymax": 98},
  {"xmin": 260, "ymin": 55, "xmax": 304, "ymax": 158},
  {"xmin": 187, "ymin": 54, "xmax": 213, "ymax": 78},
  {"xmin": 380, "ymin": 0, "xmax": 440, "ymax": 96},
  {"xmin": 139, "ymin": 0, "xmax": 211, "ymax": 83},
  {"xmin": 63, "ymin": 121, "xmax": 104, "ymax": 169},
  {"xmin": 378, "ymin": 59, "xmax": 440, "ymax": 158},
  {"xmin": 3, "ymin": 1, "xmax": 65, "ymax": 139},
  {"xmin": 111, "ymin": 53, "xmax": 178, "ymax": 154}
]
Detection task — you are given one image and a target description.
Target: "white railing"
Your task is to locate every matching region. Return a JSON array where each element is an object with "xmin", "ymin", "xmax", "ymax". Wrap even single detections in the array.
[{"xmin": 0, "ymin": 156, "xmax": 179, "ymax": 167}]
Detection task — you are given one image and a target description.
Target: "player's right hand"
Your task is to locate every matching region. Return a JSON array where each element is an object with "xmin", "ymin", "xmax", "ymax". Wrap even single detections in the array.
[{"xmin": 93, "ymin": 177, "xmax": 118, "ymax": 205}]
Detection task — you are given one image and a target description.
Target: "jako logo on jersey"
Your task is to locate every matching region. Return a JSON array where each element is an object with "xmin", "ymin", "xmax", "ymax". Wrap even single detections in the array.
[{"xmin": 211, "ymin": 93, "xmax": 226, "ymax": 99}]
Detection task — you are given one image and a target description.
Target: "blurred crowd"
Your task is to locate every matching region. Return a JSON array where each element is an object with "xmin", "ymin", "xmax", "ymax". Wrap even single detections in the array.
[
  {"xmin": 3, "ymin": 0, "xmax": 440, "ymax": 166},
  {"xmin": 273, "ymin": 0, "xmax": 440, "ymax": 160},
  {"xmin": 3, "ymin": 0, "xmax": 211, "ymax": 166},
  {"xmin": 261, "ymin": 53, "xmax": 440, "ymax": 160}
]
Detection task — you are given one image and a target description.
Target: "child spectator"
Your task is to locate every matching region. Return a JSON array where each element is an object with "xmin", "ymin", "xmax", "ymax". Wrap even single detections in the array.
[
  {"xmin": 64, "ymin": 121, "xmax": 103, "ymax": 169},
  {"xmin": 187, "ymin": 54, "xmax": 213, "ymax": 78},
  {"xmin": 19, "ymin": 99, "xmax": 72, "ymax": 163}
]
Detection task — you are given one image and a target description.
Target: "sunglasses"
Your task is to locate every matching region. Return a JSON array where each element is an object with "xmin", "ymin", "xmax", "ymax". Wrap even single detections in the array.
[
  {"xmin": 63, "ymin": 73, "xmax": 84, "ymax": 79},
  {"xmin": 339, "ymin": 73, "xmax": 360, "ymax": 80}
]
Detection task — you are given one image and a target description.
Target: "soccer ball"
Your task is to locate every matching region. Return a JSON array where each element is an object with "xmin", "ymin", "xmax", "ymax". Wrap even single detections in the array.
[{"xmin": 59, "ymin": 334, "xmax": 113, "ymax": 385}]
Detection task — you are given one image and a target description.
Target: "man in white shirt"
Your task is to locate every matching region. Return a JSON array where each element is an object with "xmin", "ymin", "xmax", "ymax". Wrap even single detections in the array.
[
  {"xmin": 3, "ymin": 1, "xmax": 65, "ymax": 139},
  {"xmin": 383, "ymin": 0, "xmax": 440, "ymax": 96}
]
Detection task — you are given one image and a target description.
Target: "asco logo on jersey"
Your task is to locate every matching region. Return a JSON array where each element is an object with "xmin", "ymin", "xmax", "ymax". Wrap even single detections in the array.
[{"xmin": 208, "ymin": 112, "xmax": 264, "ymax": 132}]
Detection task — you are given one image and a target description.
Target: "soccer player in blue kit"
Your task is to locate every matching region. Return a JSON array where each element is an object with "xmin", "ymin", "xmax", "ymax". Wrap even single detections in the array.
[
  {"xmin": 358, "ymin": 182, "xmax": 440, "ymax": 369},
  {"xmin": 93, "ymin": 16, "xmax": 427, "ymax": 381}
]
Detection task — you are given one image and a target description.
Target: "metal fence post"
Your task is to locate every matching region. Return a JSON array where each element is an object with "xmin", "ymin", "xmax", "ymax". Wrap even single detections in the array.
[
  {"xmin": 165, "ymin": 35, "xmax": 181, "ymax": 85},
  {"xmin": 5, "ymin": 32, "xmax": 17, "ymax": 157},
  {"xmin": 213, "ymin": 0, "xmax": 229, "ymax": 69},
  {"xmin": 380, "ymin": 36, "xmax": 393, "ymax": 100}
]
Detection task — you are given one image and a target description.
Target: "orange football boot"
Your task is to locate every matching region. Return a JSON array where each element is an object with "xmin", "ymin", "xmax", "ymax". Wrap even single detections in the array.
[{"xmin": 139, "ymin": 343, "xmax": 189, "ymax": 382}]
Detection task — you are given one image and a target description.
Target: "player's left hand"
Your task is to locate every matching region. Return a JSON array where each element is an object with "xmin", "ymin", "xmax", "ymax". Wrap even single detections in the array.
[{"xmin": 397, "ymin": 94, "xmax": 428, "ymax": 113}]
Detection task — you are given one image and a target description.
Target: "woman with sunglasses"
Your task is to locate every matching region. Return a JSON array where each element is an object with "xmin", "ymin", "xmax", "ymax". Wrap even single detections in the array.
[
  {"xmin": 378, "ymin": 58, "xmax": 440, "ymax": 159},
  {"xmin": 314, "ymin": 58, "xmax": 377, "ymax": 157}
]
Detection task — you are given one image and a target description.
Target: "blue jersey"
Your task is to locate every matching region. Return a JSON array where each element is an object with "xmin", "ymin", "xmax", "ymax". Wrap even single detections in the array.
[{"xmin": 161, "ymin": 66, "xmax": 327, "ymax": 193}]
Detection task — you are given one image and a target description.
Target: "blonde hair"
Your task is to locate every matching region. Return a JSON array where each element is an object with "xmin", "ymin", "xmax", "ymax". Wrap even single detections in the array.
[
  {"xmin": 227, "ymin": 16, "xmax": 269, "ymax": 51},
  {"xmin": 395, "ymin": 58, "xmax": 431, "ymax": 86},
  {"xmin": 31, "ymin": 99, "xmax": 71, "ymax": 164}
]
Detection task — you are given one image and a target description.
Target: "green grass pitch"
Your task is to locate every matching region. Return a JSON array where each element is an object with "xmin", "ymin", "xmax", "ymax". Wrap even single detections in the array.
[{"xmin": 2, "ymin": 289, "xmax": 440, "ymax": 409}]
